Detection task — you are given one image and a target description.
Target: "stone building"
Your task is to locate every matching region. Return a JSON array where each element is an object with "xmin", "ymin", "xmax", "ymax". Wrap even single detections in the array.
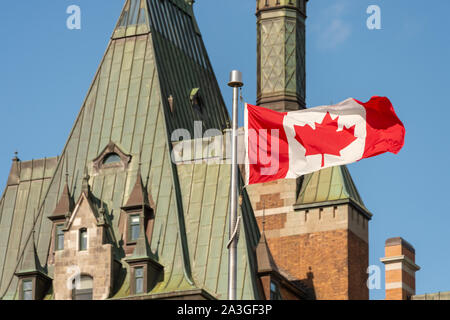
[{"xmin": 0, "ymin": 0, "xmax": 414, "ymax": 300}]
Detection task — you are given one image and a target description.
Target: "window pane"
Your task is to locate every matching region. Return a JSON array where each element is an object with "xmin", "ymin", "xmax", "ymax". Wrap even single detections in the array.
[
  {"xmin": 24, "ymin": 290, "xmax": 33, "ymax": 300},
  {"xmin": 80, "ymin": 229, "xmax": 87, "ymax": 250},
  {"xmin": 23, "ymin": 280, "xmax": 32, "ymax": 291},
  {"xmin": 130, "ymin": 215, "xmax": 140, "ymax": 241},
  {"xmin": 79, "ymin": 275, "xmax": 93, "ymax": 290},
  {"xmin": 135, "ymin": 267, "xmax": 144, "ymax": 294},
  {"xmin": 270, "ymin": 282, "xmax": 276, "ymax": 292},
  {"xmin": 73, "ymin": 275, "xmax": 93, "ymax": 300},
  {"xmin": 57, "ymin": 234, "xmax": 64, "ymax": 250},
  {"xmin": 103, "ymin": 153, "xmax": 121, "ymax": 165},
  {"xmin": 56, "ymin": 224, "xmax": 64, "ymax": 250},
  {"xmin": 131, "ymin": 216, "xmax": 140, "ymax": 224},
  {"xmin": 135, "ymin": 267, "xmax": 143, "ymax": 277},
  {"xmin": 270, "ymin": 281, "xmax": 281, "ymax": 300},
  {"xmin": 23, "ymin": 280, "xmax": 32, "ymax": 300},
  {"xmin": 136, "ymin": 278, "xmax": 143, "ymax": 294},
  {"xmin": 131, "ymin": 225, "xmax": 140, "ymax": 241}
]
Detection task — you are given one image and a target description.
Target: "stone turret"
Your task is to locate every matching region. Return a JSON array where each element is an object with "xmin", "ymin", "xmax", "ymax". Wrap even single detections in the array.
[{"xmin": 256, "ymin": 0, "xmax": 308, "ymax": 111}]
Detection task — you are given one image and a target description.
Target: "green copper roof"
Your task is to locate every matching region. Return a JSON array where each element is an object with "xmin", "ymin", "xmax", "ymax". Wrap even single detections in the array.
[
  {"xmin": 0, "ymin": 157, "xmax": 58, "ymax": 299},
  {"xmin": 296, "ymin": 166, "xmax": 371, "ymax": 217},
  {"xmin": 176, "ymin": 163, "xmax": 260, "ymax": 299},
  {"xmin": 0, "ymin": 0, "xmax": 260, "ymax": 300},
  {"xmin": 16, "ymin": 230, "xmax": 47, "ymax": 276}
]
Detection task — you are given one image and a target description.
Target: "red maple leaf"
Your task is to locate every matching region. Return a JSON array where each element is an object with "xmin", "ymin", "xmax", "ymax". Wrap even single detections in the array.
[{"xmin": 294, "ymin": 112, "xmax": 357, "ymax": 167}]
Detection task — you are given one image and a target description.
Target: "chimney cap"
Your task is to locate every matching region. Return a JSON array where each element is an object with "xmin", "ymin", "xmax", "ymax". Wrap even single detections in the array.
[{"xmin": 385, "ymin": 237, "xmax": 415, "ymax": 254}]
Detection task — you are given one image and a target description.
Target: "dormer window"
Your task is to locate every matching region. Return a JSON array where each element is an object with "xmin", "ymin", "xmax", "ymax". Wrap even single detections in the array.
[
  {"xmin": 92, "ymin": 142, "xmax": 131, "ymax": 174},
  {"xmin": 15, "ymin": 237, "xmax": 52, "ymax": 300},
  {"xmin": 103, "ymin": 153, "xmax": 121, "ymax": 165}
]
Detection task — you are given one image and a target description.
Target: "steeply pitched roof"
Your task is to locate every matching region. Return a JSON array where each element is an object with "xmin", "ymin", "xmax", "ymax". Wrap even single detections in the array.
[
  {"xmin": 0, "ymin": 157, "xmax": 58, "ymax": 299},
  {"xmin": 175, "ymin": 162, "xmax": 261, "ymax": 299},
  {"xmin": 16, "ymin": 231, "xmax": 46, "ymax": 276},
  {"xmin": 146, "ymin": 0, "xmax": 230, "ymax": 134},
  {"xmin": 0, "ymin": 0, "xmax": 260, "ymax": 300},
  {"xmin": 255, "ymin": 233, "xmax": 279, "ymax": 274},
  {"xmin": 123, "ymin": 166, "xmax": 150, "ymax": 209},
  {"xmin": 295, "ymin": 166, "xmax": 371, "ymax": 218},
  {"xmin": 50, "ymin": 182, "xmax": 73, "ymax": 219}
]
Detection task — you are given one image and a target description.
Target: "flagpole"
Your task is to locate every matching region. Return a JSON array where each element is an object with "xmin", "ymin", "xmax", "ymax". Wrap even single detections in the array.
[{"xmin": 228, "ymin": 70, "xmax": 243, "ymax": 300}]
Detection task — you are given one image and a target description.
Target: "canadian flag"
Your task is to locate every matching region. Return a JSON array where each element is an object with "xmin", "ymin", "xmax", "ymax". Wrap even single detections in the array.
[{"xmin": 244, "ymin": 96, "xmax": 405, "ymax": 185}]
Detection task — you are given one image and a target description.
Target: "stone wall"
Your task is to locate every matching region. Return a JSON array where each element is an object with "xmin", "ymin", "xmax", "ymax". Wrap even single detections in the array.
[{"xmin": 53, "ymin": 194, "xmax": 114, "ymax": 300}]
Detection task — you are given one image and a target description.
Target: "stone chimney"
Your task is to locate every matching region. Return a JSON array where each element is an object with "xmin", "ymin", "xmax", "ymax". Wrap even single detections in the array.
[{"xmin": 380, "ymin": 237, "xmax": 420, "ymax": 300}]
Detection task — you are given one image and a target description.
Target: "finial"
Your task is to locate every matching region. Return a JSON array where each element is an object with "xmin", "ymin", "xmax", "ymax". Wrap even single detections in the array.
[{"xmin": 12, "ymin": 151, "xmax": 19, "ymax": 162}]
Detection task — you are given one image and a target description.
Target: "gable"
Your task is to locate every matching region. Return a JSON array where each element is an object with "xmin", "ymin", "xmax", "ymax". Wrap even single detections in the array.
[{"xmin": 66, "ymin": 193, "xmax": 98, "ymax": 231}]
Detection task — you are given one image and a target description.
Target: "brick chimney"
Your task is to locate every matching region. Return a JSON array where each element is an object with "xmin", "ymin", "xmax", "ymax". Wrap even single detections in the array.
[{"xmin": 380, "ymin": 237, "xmax": 420, "ymax": 300}]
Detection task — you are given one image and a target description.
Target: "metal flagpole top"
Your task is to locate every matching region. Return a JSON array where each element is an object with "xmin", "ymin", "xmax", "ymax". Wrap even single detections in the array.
[
  {"xmin": 228, "ymin": 70, "xmax": 244, "ymax": 88},
  {"xmin": 228, "ymin": 69, "xmax": 243, "ymax": 300}
]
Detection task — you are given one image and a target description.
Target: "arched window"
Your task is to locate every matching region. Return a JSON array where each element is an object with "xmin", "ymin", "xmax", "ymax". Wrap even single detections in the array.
[
  {"xmin": 92, "ymin": 142, "xmax": 131, "ymax": 173},
  {"xmin": 72, "ymin": 275, "xmax": 93, "ymax": 300},
  {"xmin": 103, "ymin": 153, "xmax": 122, "ymax": 165}
]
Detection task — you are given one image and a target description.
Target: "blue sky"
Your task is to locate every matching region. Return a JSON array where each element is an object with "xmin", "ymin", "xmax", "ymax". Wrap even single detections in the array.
[{"xmin": 0, "ymin": 0, "xmax": 449, "ymax": 300}]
